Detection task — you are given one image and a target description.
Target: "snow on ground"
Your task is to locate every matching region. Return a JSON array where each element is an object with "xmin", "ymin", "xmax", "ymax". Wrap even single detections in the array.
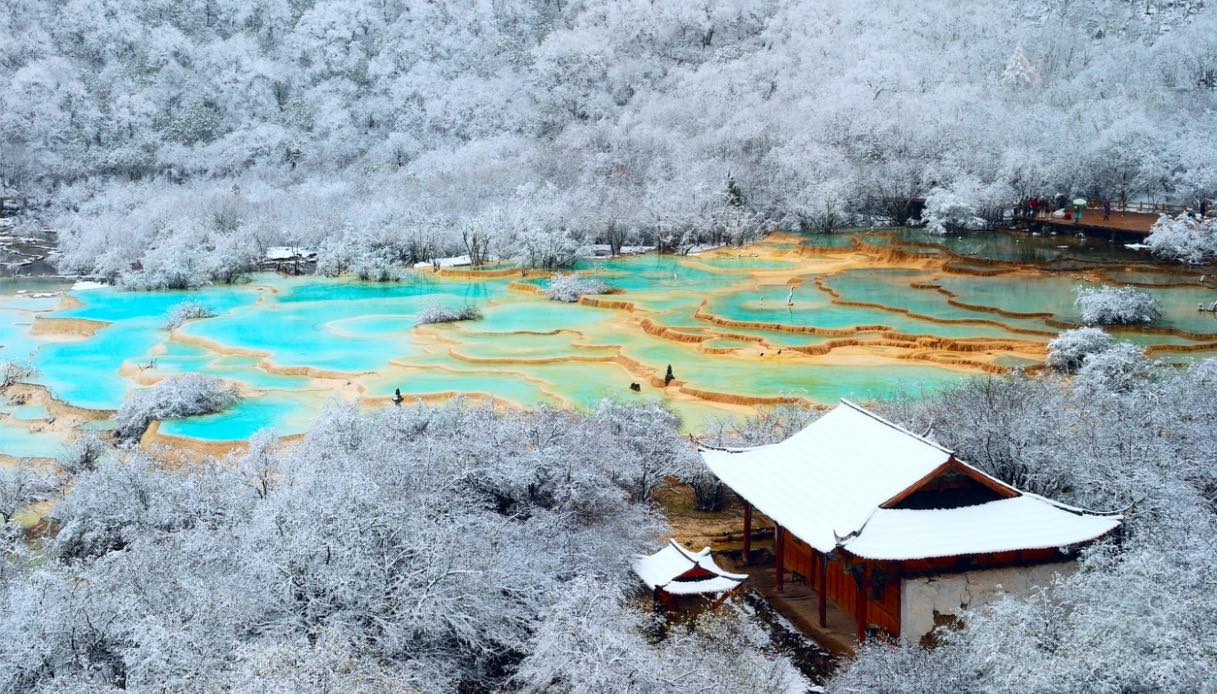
[
  {"xmin": 580, "ymin": 244, "xmax": 657, "ymax": 257},
  {"xmin": 265, "ymin": 246, "xmax": 317, "ymax": 261},
  {"xmin": 413, "ymin": 254, "xmax": 473, "ymax": 269}
]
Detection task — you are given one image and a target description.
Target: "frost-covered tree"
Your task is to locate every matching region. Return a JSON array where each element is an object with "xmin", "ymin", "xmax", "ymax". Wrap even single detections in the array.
[
  {"xmin": 1046, "ymin": 326, "xmax": 1116, "ymax": 372},
  {"xmin": 164, "ymin": 301, "xmax": 217, "ymax": 331},
  {"xmin": 1001, "ymin": 44, "xmax": 1038, "ymax": 89},
  {"xmin": 1146, "ymin": 213, "xmax": 1217, "ymax": 264},
  {"xmin": 112, "ymin": 374, "xmax": 239, "ymax": 441},
  {"xmin": 545, "ymin": 274, "xmax": 614, "ymax": 303},
  {"xmin": 1075, "ymin": 285, "xmax": 1162, "ymax": 325},
  {"xmin": 414, "ymin": 303, "xmax": 482, "ymax": 325},
  {"xmin": 514, "ymin": 580, "xmax": 808, "ymax": 693}
]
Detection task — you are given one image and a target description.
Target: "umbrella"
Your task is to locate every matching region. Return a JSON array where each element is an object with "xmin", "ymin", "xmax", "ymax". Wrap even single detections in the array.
[{"xmin": 1072, "ymin": 198, "xmax": 1088, "ymax": 206}]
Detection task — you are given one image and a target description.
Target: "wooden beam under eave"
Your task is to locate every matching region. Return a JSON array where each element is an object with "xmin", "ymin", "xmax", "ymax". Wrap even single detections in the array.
[
  {"xmin": 775, "ymin": 524, "xmax": 785, "ymax": 594},
  {"xmin": 742, "ymin": 501, "xmax": 752, "ymax": 565}
]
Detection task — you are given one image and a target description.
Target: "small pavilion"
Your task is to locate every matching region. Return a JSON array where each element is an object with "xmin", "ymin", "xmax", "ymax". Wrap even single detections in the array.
[
  {"xmin": 633, "ymin": 539, "xmax": 747, "ymax": 610},
  {"xmin": 699, "ymin": 400, "xmax": 1121, "ymax": 643}
]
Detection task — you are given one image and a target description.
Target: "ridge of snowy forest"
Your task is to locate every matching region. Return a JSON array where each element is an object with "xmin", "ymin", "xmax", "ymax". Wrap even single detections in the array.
[{"xmin": 3, "ymin": 0, "xmax": 1217, "ymax": 282}]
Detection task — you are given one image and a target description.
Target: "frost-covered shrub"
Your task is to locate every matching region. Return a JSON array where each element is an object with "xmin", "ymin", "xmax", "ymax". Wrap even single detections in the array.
[
  {"xmin": 414, "ymin": 303, "xmax": 482, "ymax": 325},
  {"xmin": 0, "ymin": 360, "xmax": 33, "ymax": 389},
  {"xmin": 1146, "ymin": 213, "xmax": 1217, "ymax": 264},
  {"xmin": 514, "ymin": 580, "xmax": 808, "ymax": 693},
  {"xmin": 351, "ymin": 246, "xmax": 401, "ymax": 282},
  {"xmin": 1073, "ymin": 342, "xmax": 1150, "ymax": 394},
  {"xmin": 314, "ymin": 237, "xmax": 356, "ymax": 278},
  {"xmin": 511, "ymin": 228, "xmax": 580, "ymax": 270},
  {"xmin": 58, "ymin": 432, "xmax": 108, "ymax": 475},
  {"xmin": 595, "ymin": 399, "xmax": 697, "ymax": 503},
  {"xmin": 1075, "ymin": 285, "xmax": 1161, "ymax": 325},
  {"xmin": 112, "ymin": 374, "xmax": 239, "ymax": 441},
  {"xmin": 1046, "ymin": 327, "xmax": 1115, "ymax": 372},
  {"xmin": 164, "ymin": 301, "xmax": 217, "ymax": 330},
  {"xmin": 918, "ymin": 178, "xmax": 1013, "ymax": 234},
  {"xmin": 0, "ymin": 466, "xmax": 59, "ymax": 524},
  {"xmin": 545, "ymin": 273, "xmax": 613, "ymax": 302}
]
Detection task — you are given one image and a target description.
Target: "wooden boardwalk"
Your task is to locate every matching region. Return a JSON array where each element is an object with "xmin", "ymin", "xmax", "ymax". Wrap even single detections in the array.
[{"xmin": 1012, "ymin": 210, "xmax": 1160, "ymax": 237}]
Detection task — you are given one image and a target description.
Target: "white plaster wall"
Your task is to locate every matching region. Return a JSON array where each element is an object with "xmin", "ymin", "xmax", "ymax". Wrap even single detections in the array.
[{"xmin": 900, "ymin": 561, "xmax": 1076, "ymax": 643}]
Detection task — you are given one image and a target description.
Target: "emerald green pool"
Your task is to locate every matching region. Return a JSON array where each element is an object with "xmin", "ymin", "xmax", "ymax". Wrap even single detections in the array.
[{"xmin": 0, "ymin": 232, "xmax": 1213, "ymax": 456}]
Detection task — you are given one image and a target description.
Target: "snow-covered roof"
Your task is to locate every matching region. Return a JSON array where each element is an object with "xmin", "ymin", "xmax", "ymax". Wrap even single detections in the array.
[
  {"xmin": 844, "ymin": 496, "xmax": 1121, "ymax": 561},
  {"xmin": 633, "ymin": 540, "xmax": 747, "ymax": 595},
  {"xmin": 699, "ymin": 401, "xmax": 1120, "ymax": 561}
]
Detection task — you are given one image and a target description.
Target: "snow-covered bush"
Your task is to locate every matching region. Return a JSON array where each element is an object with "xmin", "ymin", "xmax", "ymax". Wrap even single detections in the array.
[
  {"xmin": 595, "ymin": 399, "xmax": 697, "ymax": 503},
  {"xmin": 351, "ymin": 246, "xmax": 402, "ymax": 282},
  {"xmin": 514, "ymin": 580, "xmax": 808, "ymax": 693},
  {"xmin": 511, "ymin": 228, "xmax": 580, "ymax": 270},
  {"xmin": 1145, "ymin": 213, "xmax": 1217, "ymax": 264},
  {"xmin": 545, "ymin": 273, "xmax": 613, "ymax": 303},
  {"xmin": 164, "ymin": 301, "xmax": 217, "ymax": 330},
  {"xmin": 1075, "ymin": 285, "xmax": 1161, "ymax": 325},
  {"xmin": 414, "ymin": 303, "xmax": 483, "ymax": 325},
  {"xmin": 1046, "ymin": 327, "xmax": 1115, "ymax": 372},
  {"xmin": 1073, "ymin": 342, "xmax": 1150, "ymax": 394},
  {"xmin": 918, "ymin": 178, "xmax": 1014, "ymax": 234},
  {"xmin": 58, "ymin": 432, "xmax": 108, "ymax": 475},
  {"xmin": 112, "ymin": 374, "xmax": 239, "ymax": 441},
  {"xmin": 0, "ymin": 466, "xmax": 59, "ymax": 525}
]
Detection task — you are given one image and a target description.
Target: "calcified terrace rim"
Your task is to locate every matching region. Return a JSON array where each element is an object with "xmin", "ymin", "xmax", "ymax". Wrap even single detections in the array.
[{"xmin": 3, "ymin": 230, "xmax": 1215, "ymax": 456}]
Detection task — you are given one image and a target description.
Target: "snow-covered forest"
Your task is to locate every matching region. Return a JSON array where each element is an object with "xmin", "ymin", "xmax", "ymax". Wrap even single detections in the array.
[
  {"xmin": 0, "ymin": 401, "xmax": 807, "ymax": 691},
  {"xmin": 3, "ymin": 0, "xmax": 1217, "ymax": 284}
]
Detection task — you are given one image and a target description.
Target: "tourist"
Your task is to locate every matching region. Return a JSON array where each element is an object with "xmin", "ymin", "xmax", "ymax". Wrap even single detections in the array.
[
  {"xmin": 664, "ymin": 364, "xmax": 675, "ymax": 386},
  {"xmin": 1030, "ymin": 196, "xmax": 1039, "ymax": 217},
  {"xmin": 1103, "ymin": 199, "xmax": 1112, "ymax": 220},
  {"xmin": 393, "ymin": 388, "xmax": 403, "ymax": 406},
  {"xmin": 1074, "ymin": 204, "xmax": 1083, "ymax": 223}
]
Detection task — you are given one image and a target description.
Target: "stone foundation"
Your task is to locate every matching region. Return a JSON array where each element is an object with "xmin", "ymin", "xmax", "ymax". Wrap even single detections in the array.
[{"xmin": 899, "ymin": 560, "xmax": 1075, "ymax": 643}]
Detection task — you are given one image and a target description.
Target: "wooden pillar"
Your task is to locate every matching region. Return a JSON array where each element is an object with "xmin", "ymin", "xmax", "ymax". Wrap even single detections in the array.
[
  {"xmin": 855, "ymin": 562, "xmax": 868, "ymax": 643},
  {"xmin": 774, "ymin": 524, "xmax": 785, "ymax": 594},
  {"xmin": 741, "ymin": 501, "xmax": 752, "ymax": 565},
  {"xmin": 817, "ymin": 552, "xmax": 828, "ymax": 628}
]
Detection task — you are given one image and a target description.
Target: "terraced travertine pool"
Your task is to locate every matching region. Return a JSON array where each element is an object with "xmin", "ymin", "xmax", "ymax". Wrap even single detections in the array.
[{"xmin": 2, "ymin": 230, "xmax": 1215, "ymax": 459}]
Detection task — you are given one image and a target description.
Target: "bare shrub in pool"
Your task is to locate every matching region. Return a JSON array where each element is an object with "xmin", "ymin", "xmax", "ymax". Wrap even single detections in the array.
[
  {"xmin": 1046, "ymin": 327, "xmax": 1116, "ymax": 372},
  {"xmin": 165, "ymin": 301, "xmax": 217, "ymax": 330},
  {"xmin": 113, "ymin": 374, "xmax": 239, "ymax": 441},
  {"xmin": 545, "ymin": 273, "xmax": 612, "ymax": 303},
  {"xmin": 415, "ymin": 303, "xmax": 483, "ymax": 325},
  {"xmin": 0, "ymin": 360, "xmax": 33, "ymax": 389},
  {"xmin": 1075, "ymin": 285, "xmax": 1161, "ymax": 325}
]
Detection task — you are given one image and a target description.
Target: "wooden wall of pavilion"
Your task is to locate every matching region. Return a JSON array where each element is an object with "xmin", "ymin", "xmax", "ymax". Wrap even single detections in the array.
[{"xmin": 780, "ymin": 532, "xmax": 1067, "ymax": 639}]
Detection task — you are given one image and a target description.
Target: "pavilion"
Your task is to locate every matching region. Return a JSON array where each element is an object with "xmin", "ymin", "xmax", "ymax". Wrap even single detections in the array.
[
  {"xmin": 633, "ymin": 539, "xmax": 747, "ymax": 610},
  {"xmin": 699, "ymin": 400, "xmax": 1121, "ymax": 643}
]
